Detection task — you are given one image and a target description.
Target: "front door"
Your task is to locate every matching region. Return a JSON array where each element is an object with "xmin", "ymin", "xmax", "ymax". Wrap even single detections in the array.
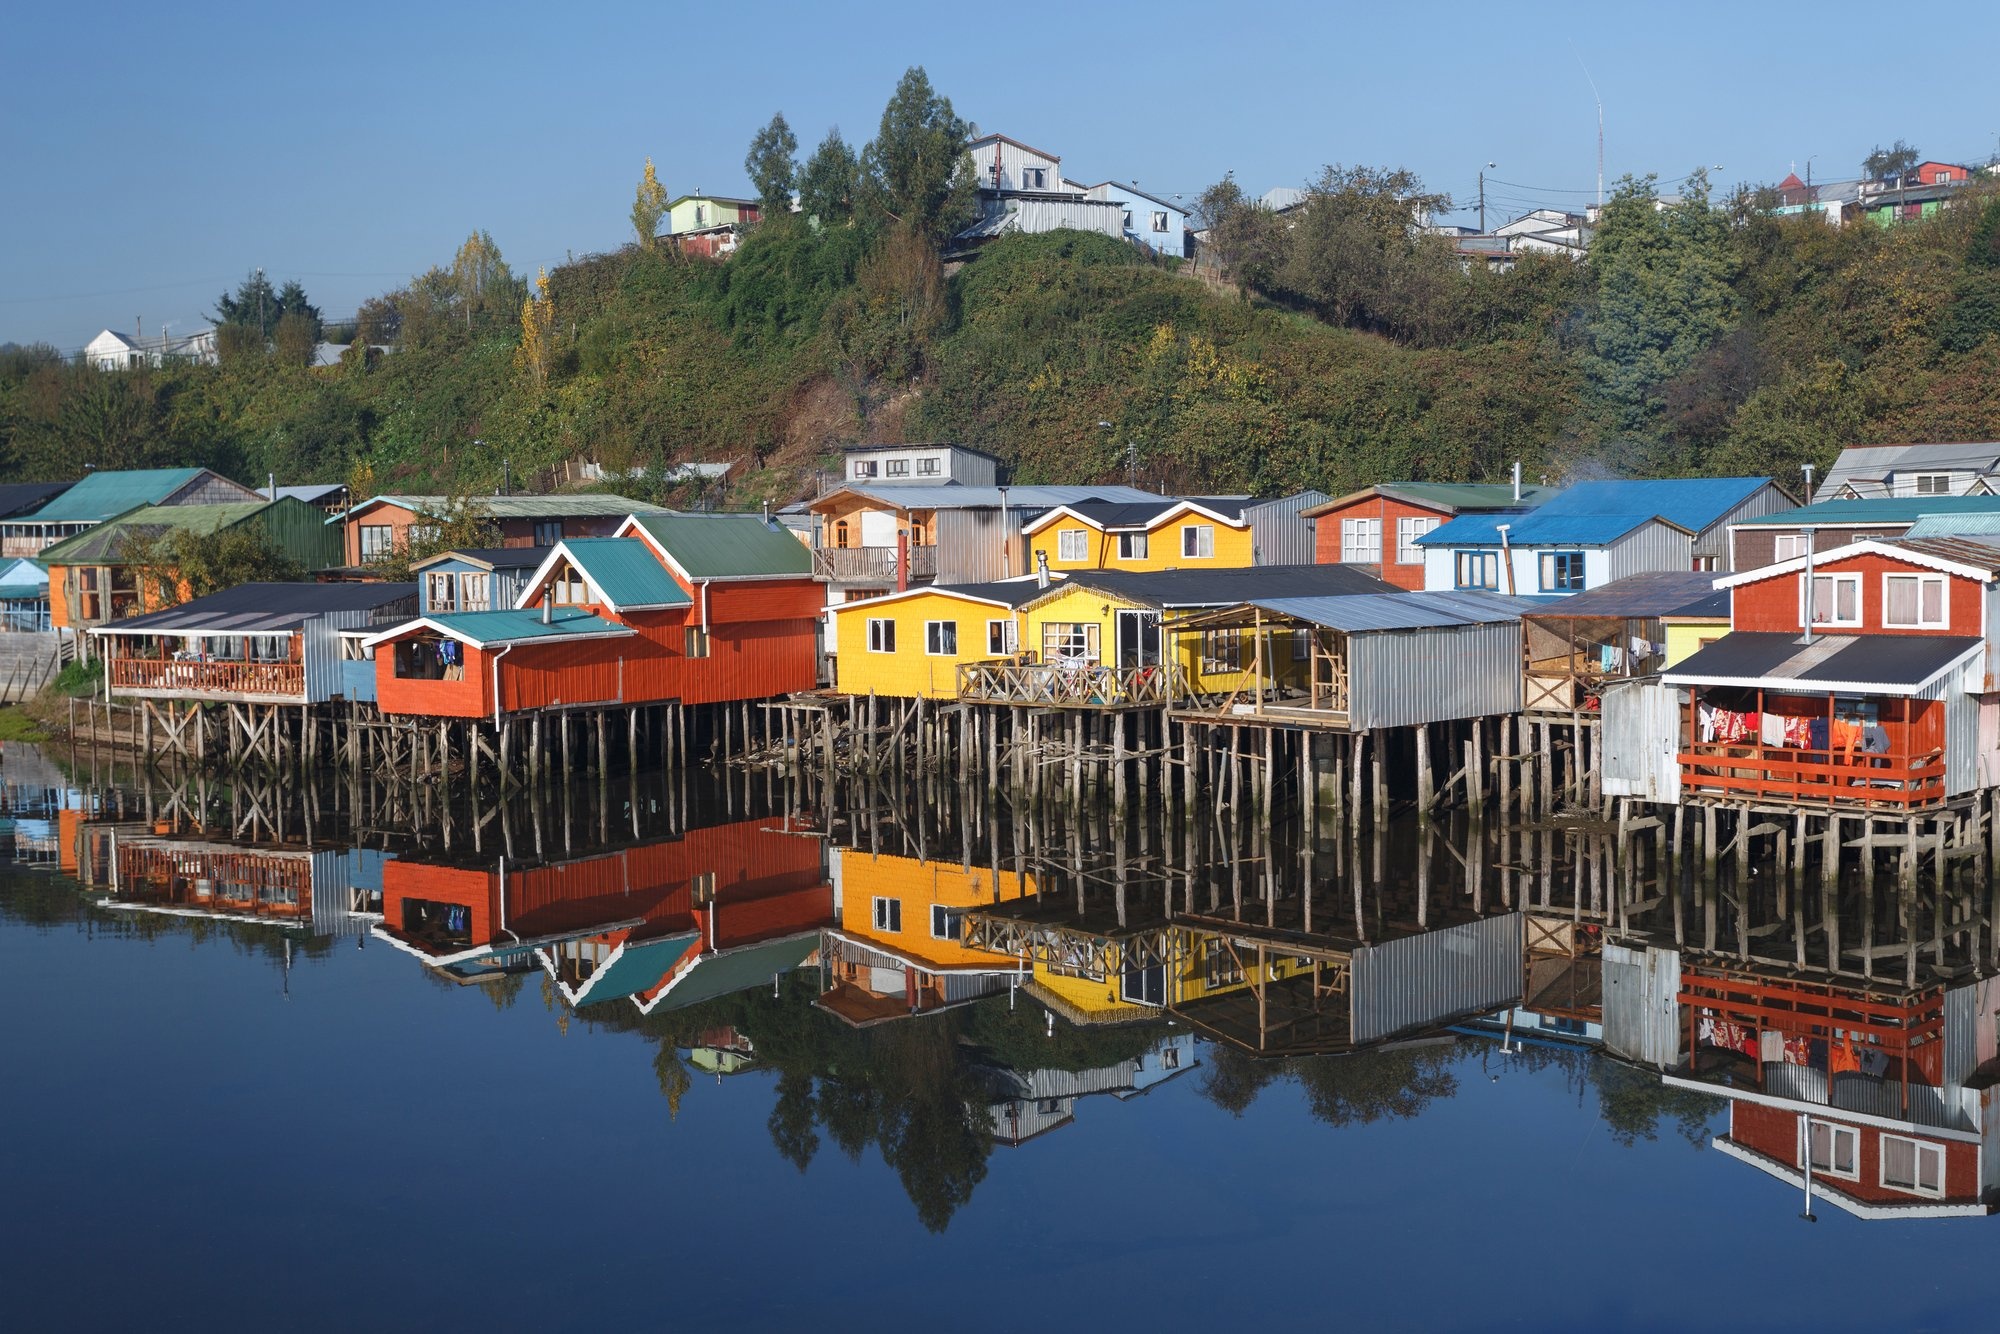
[{"xmin": 1115, "ymin": 609, "xmax": 1160, "ymax": 669}]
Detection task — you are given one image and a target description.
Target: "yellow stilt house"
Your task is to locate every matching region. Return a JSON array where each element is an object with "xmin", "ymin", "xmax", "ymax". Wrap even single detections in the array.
[
  {"xmin": 831, "ymin": 581, "xmax": 1048, "ymax": 700},
  {"xmin": 1024, "ymin": 498, "xmax": 1260, "ymax": 573}
]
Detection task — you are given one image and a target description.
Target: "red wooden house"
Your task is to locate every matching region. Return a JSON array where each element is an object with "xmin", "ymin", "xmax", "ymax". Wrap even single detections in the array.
[
  {"xmin": 364, "ymin": 512, "xmax": 820, "ymax": 723},
  {"xmin": 1665, "ymin": 962, "xmax": 2000, "ymax": 1219},
  {"xmin": 1664, "ymin": 537, "xmax": 2000, "ymax": 808},
  {"xmin": 1302, "ymin": 482, "xmax": 1552, "ymax": 590}
]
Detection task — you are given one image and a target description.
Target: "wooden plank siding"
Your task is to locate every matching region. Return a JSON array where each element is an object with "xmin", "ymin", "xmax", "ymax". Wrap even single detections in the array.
[
  {"xmin": 1728, "ymin": 1103, "xmax": 1980, "ymax": 1206},
  {"xmin": 1310, "ymin": 494, "xmax": 1446, "ymax": 590},
  {"xmin": 1731, "ymin": 551, "xmax": 1985, "ymax": 638}
]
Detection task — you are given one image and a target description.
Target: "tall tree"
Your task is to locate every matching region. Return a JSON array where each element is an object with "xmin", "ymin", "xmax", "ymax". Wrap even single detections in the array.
[
  {"xmin": 275, "ymin": 280, "xmax": 323, "ymax": 341},
  {"xmin": 449, "ymin": 230, "xmax": 517, "ymax": 331},
  {"xmin": 861, "ymin": 67, "xmax": 978, "ymax": 240},
  {"xmin": 1862, "ymin": 139, "xmax": 1922, "ymax": 181},
  {"xmin": 798, "ymin": 127, "xmax": 860, "ymax": 225},
  {"xmin": 1272, "ymin": 165, "xmax": 1459, "ymax": 342},
  {"xmin": 745, "ymin": 113, "xmax": 799, "ymax": 220},
  {"xmin": 516, "ymin": 268, "xmax": 556, "ymax": 386},
  {"xmin": 212, "ymin": 270, "xmax": 282, "ymax": 337},
  {"xmin": 631, "ymin": 157, "xmax": 668, "ymax": 247}
]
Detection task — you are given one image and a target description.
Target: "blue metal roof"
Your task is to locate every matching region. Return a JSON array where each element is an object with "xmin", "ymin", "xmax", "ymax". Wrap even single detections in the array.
[{"xmin": 1419, "ymin": 477, "xmax": 1773, "ymax": 548}]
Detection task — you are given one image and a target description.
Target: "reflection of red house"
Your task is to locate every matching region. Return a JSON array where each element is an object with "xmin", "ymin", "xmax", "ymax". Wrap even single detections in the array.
[
  {"xmin": 1717, "ymin": 1103, "xmax": 1985, "ymax": 1219},
  {"xmin": 365, "ymin": 512, "xmax": 820, "ymax": 720}
]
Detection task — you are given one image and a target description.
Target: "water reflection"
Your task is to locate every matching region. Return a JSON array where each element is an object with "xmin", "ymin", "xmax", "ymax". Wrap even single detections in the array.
[{"xmin": 15, "ymin": 742, "xmax": 2000, "ymax": 1234}]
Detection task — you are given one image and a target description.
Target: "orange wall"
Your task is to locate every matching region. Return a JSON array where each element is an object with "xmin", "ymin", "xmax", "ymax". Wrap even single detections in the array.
[
  {"xmin": 1309, "ymin": 495, "xmax": 1449, "ymax": 591},
  {"xmin": 1731, "ymin": 1102, "xmax": 1979, "ymax": 1204},
  {"xmin": 1732, "ymin": 552, "xmax": 1984, "ymax": 636}
]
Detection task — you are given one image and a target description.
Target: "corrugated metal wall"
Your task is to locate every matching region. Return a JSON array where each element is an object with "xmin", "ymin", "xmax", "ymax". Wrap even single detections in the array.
[
  {"xmin": 1350, "ymin": 912, "xmax": 1523, "ymax": 1045},
  {"xmin": 1938, "ymin": 673, "xmax": 1980, "ymax": 797},
  {"xmin": 936, "ymin": 510, "xmax": 1016, "ymax": 583},
  {"xmin": 1601, "ymin": 942, "xmax": 1682, "ymax": 1068},
  {"xmin": 1247, "ymin": 491, "xmax": 1329, "ymax": 566},
  {"xmin": 1605, "ymin": 521, "xmax": 1695, "ymax": 582},
  {"xmin": 1600, "ymin": 680, "xmax": 1684, "ymax": 801},
  {"xmin": 1702, "ymin": 485, "xmax": 1795, "ymax": 568},
  {"xmin": 249, "ymin": 498, "xmax": 345, "ymax": 571},
  {"xmin": 988, "ymin": 196, "xmax": 1126, "ymax": 238},
  {"xmin": 1348, "ymin": 620, "xmax": 1522, "ymax": 730}
]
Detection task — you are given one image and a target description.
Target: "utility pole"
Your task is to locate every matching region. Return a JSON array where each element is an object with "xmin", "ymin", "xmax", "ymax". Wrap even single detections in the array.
[
  {"xmin": 1480, "ymin": 162, "xmax": 1495, "ymax": 233},
  {"xmin": 256, "ymin": 266, "xmax": 265, "ymax": 338}
]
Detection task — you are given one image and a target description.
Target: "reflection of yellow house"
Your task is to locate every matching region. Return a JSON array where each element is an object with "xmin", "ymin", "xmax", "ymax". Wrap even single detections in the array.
[
  {"xmin": 1024, "ymin": 500, "xmax": 1256, "ymax": 574},
  {"xmin": 832, "ymin": 583, "xmax": 1045, "ymax": 699}
]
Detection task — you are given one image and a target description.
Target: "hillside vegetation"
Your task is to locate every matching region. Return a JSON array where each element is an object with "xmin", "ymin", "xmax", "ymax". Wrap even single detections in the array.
[{"xmin": 7, "ymin": 123, "xmax": 2000, "ymax": 504}]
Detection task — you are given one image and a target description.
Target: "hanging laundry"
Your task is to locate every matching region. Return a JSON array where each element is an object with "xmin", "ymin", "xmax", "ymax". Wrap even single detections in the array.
[
  {"xmin": 1831, "ymin": 1034, "xmax": 1862, "ymax": 1075},
  {"xmin": 1832, "ymin": 719, "xmax": 1863, "ymax": 759},
  {"xmin": 1808, "ymin": 717, "xmax": 1830, "ymax": 751},
  {"xmin": 1863, "ymin": 725, "xmax": 1890, "ymax": 754},
  {"xmin": 1858, "ymin": 1045, "xmax": 1890, "ymax": 1078},
  {"xmin": 1761, "ymin": 713, "xmax": 1787, "ymax": 748},
  {"xmin": 1698, "ymin": 704, "xmax": 1718, "ymax": 744}
]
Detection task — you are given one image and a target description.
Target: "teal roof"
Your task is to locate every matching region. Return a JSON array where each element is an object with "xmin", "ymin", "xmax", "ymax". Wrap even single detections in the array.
[
  {"xmin": 1903, "ymin": 512, "xmax": 2000, "ymax": 538},
  {"xmin": 0, "ymin": 583, "xmax": 46, "ymax": 602},
  {"xmin": 24, "ymin": 468, "xmax": 210, "ymax": 524},
  {"xmin": 38, "ymin": 501, "xmax": 275, "ymax": 564},
  {"xmin": 572, "ymin": 932, "xmax": 702, "ymax": 1006},
  {"xmin": 560, "ymin": 538, "xmax": 690, "ymax": 609},
  {"xmin": 640, "ymin": 933, "xmax": 820, "ymax": 1012},
  {"xmin": 416, "ymin": 608, "xmax": 634, "ymax": 648},
  {"xmin": 628, "ymin": 513, "xmax": 813, "ymax": 579},
  {"xmin": 1735, "ymin": 495, "xmax": 2000, "ymax": 527}
]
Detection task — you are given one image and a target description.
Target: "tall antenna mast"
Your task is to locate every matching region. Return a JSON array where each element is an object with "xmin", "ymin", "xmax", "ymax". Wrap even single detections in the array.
[{"xmin": 1572, "ymin": 44, "xmax": 1604, "ymax": 208}]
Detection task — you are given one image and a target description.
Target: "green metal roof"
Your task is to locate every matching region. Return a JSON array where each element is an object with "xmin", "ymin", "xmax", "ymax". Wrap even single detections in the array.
[
  {"xmin": 641, "ymin": 933, "xmax": 820, "ymax": 1012},
  {"xmin": 627, "ymin": 513, "xmax": 813, "ymax": 579},
  {"xmin": 1735, "ymin": 495, "xmax": 2000, "ymax": 526},
  {"xmin": 560, "ymin": 538, "xmax": 689, "ymax": 609},
  {"xmin": 24, "ymin": 468, "xmax": 211, "ymax": 524},
  {"xmin": 413, "ymin": 608, "xmax": 634, "ymax": 649},
  {"xmin": 352, "ymin": 493, "xmax": 672, "ymax": 521},
  {"xmin": 38, "ymin": 501, "xmax": 274, "ymax": 564},
  {"xmin": 572, "ymin": 932, "xmax": 703, "ymax": 1007}
]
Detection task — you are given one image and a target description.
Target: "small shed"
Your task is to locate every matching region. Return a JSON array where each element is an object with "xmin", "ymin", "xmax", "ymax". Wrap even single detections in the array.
[
  {"xmin": 411, "ymin": 547, "xmax": 548, "ymax": 614},
  {"xmin": 1168, "ymin": 590, "xmax": 1532, "ymax": 731},
  {"xmin": 1522, "ymin": 570, "xmax": 1729, "ymax": 713}
]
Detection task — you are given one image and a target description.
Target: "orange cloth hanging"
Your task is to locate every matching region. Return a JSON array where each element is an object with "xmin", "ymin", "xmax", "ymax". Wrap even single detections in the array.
[
  {"xmin": 1832, "ymin": 719, "xmax": 1863, "ymax": 760},
  {"xmin": 1831, "ymin": 1034, "xmax": 1862, "ymax": 1074}
]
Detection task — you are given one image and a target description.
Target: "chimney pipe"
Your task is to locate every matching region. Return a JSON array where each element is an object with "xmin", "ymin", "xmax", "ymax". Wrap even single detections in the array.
[
  {"xmin": 761, "ymin": 499, "xmax": 772, "ymax": 526},
  {"xmin": 1036, "ymin": 550, "xmax": 1050, "ymax": 590},
  {"xmin": 1512, "ymin": 461, "xmax": 1522, "ymax": 502},
  {"xmin": 542, "ymin": 582, "xmax": 553, "ymax": 625},
  {"xmin": 1801, "ymin": 527, "xmax": 1816, "ymax": 644}
]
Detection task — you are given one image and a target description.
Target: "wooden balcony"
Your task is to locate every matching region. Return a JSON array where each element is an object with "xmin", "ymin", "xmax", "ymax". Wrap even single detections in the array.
[
  {"xmin": 813, "ymin": 545, "xmax": 937, "ymax": 583},
  {"xmin": 1678, "ymin": 742, "xmax": 1945, "ymax": 810},
  {"xmin": 109, "ymin": 656, "xmax": 305, "ymax": 700},
  {"xmin": 956, "ymin": 659, "xmax": 1183, "ymax": 709}
]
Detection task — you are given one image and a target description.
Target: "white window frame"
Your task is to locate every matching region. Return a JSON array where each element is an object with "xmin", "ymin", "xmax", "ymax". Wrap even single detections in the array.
[
  {"xmin": 986, "ymin": 618, "xmax": 1017, "ymax": 656},
  {"xmin": 872, "ymin": 897, "xmax": 902, "ymax": 933},
  {"xmin": 1056, "ymin": 528, "xmax": 1089, "ymax": 563},
  {"xmin": 1396, "ymin": 516, "xmax": 1437, "ymax": 564},
  {"xmin": 1117, "ymin": 531, "xmax": 1149, "ymax": 561},
  {"xmin": 423, "ymin": 571, "xmax": 457, "ymax": 611},
  {"xmin": 925, "ymin": 619, "xmax": 958, "ymax": 656},
  {"xmin": 1042, "ymin": 621, "xmax": 1098, "ymax": 665},
  {"xmin": 1804, "ymin": 572, "xmax": 1863, "ymax": 628},
  {"xmin": 916, "ymin": 457, "xmax": 940, "ymax": 476},
  {"xmin": 1340, "ymin": 517, "xmax": 1380, "ymax": 565},
  {"xmin": 1181, "ymin": 524, "xmax": 1216, "ymax": 559},
  {"xmin": 1910, "ymin": 472, "xmax": 1954, "ymax": 496},
  {"xmin": 930, "ymin": 904, "xmax": 964, "ymax": 941},
  {"xmin": 1454, "ymin": 551, "xmax": 1497, "ymax": 590},
  {"xmin": 1200, "ymin": 628, "xmax": 1241, "ymax": 673},
  {"xmin": 1802, "ymin": 1121, "xmax": 1861, "ymax": 1181},
  {"xmin": 1772, "ymin": 532, "xmax": 1810, "ymax": 562},
  {"xmin": 1881, "ymin": 572, "xmax": 1948, "ymax": 629},
  {"xmin": 1151, "ymin": 210, "xmax": 1169, "ymax": 232},
  {"xmin": 1878, "ymin": 1134, "xmax": 1945, "ymax": 1198},
  {"xmin": 867, "ymin": 618, "xmax": 895, "ymax": 653}
]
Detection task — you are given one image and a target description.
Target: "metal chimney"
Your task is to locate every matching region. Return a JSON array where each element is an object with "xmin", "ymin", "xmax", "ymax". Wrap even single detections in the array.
[
  {"xmin": 1036, "ymin": 550, "xmax": 1050, "ymax": 589},
  {"xmin": 1512, "ymin": 461, "xmax": 1522, "ymax": 502}
]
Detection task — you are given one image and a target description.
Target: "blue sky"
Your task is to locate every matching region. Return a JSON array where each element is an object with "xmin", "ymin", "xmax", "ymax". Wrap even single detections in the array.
[{"xmin": 4, "ymin": 0, "xmax": 1995, "ymax": 349}]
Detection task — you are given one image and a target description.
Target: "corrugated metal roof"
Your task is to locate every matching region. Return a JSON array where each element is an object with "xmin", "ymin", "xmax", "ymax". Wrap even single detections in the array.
[
  {"xmin": 1246, "ymin": 590, "xmax": 1534, "ymax": 631},
  {"xmin": 1425, "ymin": 478, "xmax": 1776, "ymax": 546},
  {"xmin": 925, "ymin": 579, "xmax": 1056, "ymax": 608},
  {"xmin": 1521, "ymin": 571, "xmax": 1728, "ymax": 620},
  {"xmin": 25, "ymin": 468, "xmax": 211, "ymax": 523},
  {"xmin": 355, "ymin": 493, "xmax": 671, "ymax": 521},
  {"xmin": 1901, "ymin": 512, "xmax": 2000, "ymax": 538},
  {"xmin": 1882, "ymin": 536, "xmax": 2000, "ymax": 571},
  {"xmin": 1031, "ymin": 497, "xmax": 1257, "ymax": 530},
  {"xmin": 1042, "ymin": 563, "xmax": 1394, "ymax": 610},
  {"xmin": 627, "ymin": 513, "xmax": 812, "ymax": 579},
  {"xmin": 1663, "ymin": 631, "xmax": 1981, "ymax": 694},
  {"xmin": 570, "ymin": 932, "xmax": 702, "ymax": 1007},
  {"xmin": 560, "ymin": 538, "xmax": 689, "ymax": 608},
  {"xmin": 38, "ymin": 501, "xmax": 275, "ymax": 563},
  {"xmin": 97, "ymin": 581, "xmax": 417, "ymax": 634},
  {"xmin": 1737, "ymin": 495, "xmax": 2000, "ymax": 526},
  {"xmin": 1302, "ymin": 482, "xmax": 1557, "ymax": 517},
  {"xmin": 409, "ymin": 608, "xmax": 635, "ymax": 649},
  {"xmin": 822, "ymin": 483, "xmax": 1161, "ymax": 511},
  {"xmin": 1421, "ymin": 510, "xmax": 1678, "ymax": 546},
  {"xmin": 1819, "ymin": 442, "xmax": 2000, "ymax": 500},
  {"xmin": 0, "ymin": 481, "xmax": 73, "ymax": 519},
  {"xmin": 410, "ymin": 546, "xmax": 550, "ymax": 572}
]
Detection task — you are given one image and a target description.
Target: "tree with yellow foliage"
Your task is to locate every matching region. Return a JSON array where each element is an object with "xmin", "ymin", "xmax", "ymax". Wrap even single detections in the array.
[
  {"xmin": 516, "ymin": 268, "xmax": 555, "ymax": 387},
  {"xmin": 631, "ymin": 157, "xmax": 668, "ymax": 248}
]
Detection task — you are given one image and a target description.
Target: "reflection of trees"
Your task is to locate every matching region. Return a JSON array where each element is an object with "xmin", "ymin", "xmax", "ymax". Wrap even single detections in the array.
[
  {"xmin": 1588, "ymin": 1060, "xmax": 1719, "ymax": 1148},
  {"xmin": 1198, "ymin": 1044, "xmax": 1281, "ymax": 1116},
  {"xmin": 1293, "ymin": 1046, "xmax": 1458, "ymax": 1127},
  {"xmin": 767, "ymin": 1072, "xmax": 818, "ymax": 1173}
]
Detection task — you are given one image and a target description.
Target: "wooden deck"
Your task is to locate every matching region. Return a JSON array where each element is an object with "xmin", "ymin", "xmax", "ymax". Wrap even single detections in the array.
[
  {"xmin": 957, "ymin": 660, "xmax": 1182, "ymax": 710},
  {"xmin": 110, "ymin": 656, "xmax": 305, "ymax": 701}
]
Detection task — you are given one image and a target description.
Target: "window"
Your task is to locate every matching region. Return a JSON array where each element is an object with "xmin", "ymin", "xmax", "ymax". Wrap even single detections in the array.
[
  {"xmin": 1883, "ymin": 573, "xmax": 1948, "ymax": 629},
  {"xmin": 1396, "ymin": 516, "xmax": 1438, "ymax": 564},
  {"xmin": 845, "ymin": 587, "xmax": 886, "ymax": 602},
  {"xmin": 853, "ymin": 460, "xmax": 878, "ymax": 479},
  {"xmin": 1807, "ymin": 573, "xmax": 1862, "ymax": 627},
  {"xmin": 987, "ymin": 619, "xmax": 1017, "ymax": 655},
  {"xmin": 925, "ymin": 620, "xmax": 958, "ymax": 655},
  {"xmin": 684, "ymin": 626, "xmax": 710, "ymax": 658},
  {"xmin": 1804, "ymin": 1122, "xmax": 1860, "ymax": 1180},
  {"xmin": 359, "ymin": 524, "xmax": 394, "ymax": 562},
  {"xmin": 931, "ymin": 905, "xmax": 964, "ymax": 941},
  {"xmin": 1181, "ymin": 524, "xmax": 1216, "ymax": 559},
  {"xmin": 1151, "ymin": 210, "xmax": 1169, "ymax": 232},
  {"xmin": 1912, "ymin": 473, "xmax": 1954, "ymax": 495},
  {"xmin": 423, "ymin": 571, "xmax": 457, "ymax": 611},
  {"xmin": 1773, "ymin": 532, "xmax": 1810, "ymax": 562},
  {"xmin": 459, "ymin": 572, "xmax": 491, "ymax": 612},
  {"xmin": 1042, "ymin": 622, "xmax": 1097, "ymax": 664},
  {"xmin": 1880, "ymin": 1135, "xmax": 1945, "ymax": 1197},
  {"xmin": 1539, "ymin": 551, "xmax": 1587, "ymax": 592},
  {"xmin": 533, "ymin": 520, "xmax": 563, "ymax": 546},
  {"xmin": 690, "ymin": 872, "xmax": 716, "ymax": 906},
  {"xmin": 1455, "ymin": 551, "xmax": 1498, "ymax": 590},
  {"xmin": 549, "ymin": 562, "xmax": 589, "ymax": 606},
  {"xmin": 1122, "ymin": 209, "xmax": 1134, "ymax": 231},
  {"xmin": 1204, "ymin": 938, "xmax": 1244, "ymax": 988},
  {"xmin": 872, "ymin": 898, "xmax": 901, "ymax": 933},
  {"xmin": 1118, "ymin": 531, "xmax": 1149, "ymax": 561},
  {"xmin": 694, "ymin": 204, "xmax": 707, "ymax": 226},
  {"xmin": 1340, "ymin": 518, "xmax": 1381, "ymax": 564},
  {"xmin": 1121, "ymin": 963, "xmax": 1165, "ymax": 1006},
  {"xmin": 1023, "ymin": 167, "xmax": 1047, "ymax": 189},
  {"xmin": 885, "ymin": 458, "xmax": 909, "ymax": 476},
  {"xmin": 867, "ymin": 619, "xmax": 896, "ymax": 653},
  {"xmin": 834, "ymin": 520, "xmax": 851, "ymax": 549},
  {"xmin": 1292, "ymin": 629, "xmax": 1312, "ymax": 661},
  {"xmin": 340, "ymin": 637, "xmax": 371, "ymax": 662},
  {"xmin": 1200, "ymin": 629, "xmax": 1241, "ymax": 672},
  {"xmin": 916, "ymin": 457, "xmax": 940, "ymax": 476},
  {"xmin": 1056, "ymin": 528, "xmax": 1089, "ymax": 562}
]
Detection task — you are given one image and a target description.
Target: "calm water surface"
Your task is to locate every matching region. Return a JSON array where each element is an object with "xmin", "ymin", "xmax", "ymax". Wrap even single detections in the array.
[{"xmin": 0, "ymin": 748, "xmax": 1993, "ymax": 1332}]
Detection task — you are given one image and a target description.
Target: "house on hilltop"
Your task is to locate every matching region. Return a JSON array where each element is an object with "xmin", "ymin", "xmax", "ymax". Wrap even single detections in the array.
[{"xmin": 956, "ymin": 133, "xmax": 1125, "ymax": 249}]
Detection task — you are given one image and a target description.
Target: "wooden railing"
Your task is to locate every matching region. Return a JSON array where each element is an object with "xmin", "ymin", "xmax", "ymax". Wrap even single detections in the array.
[
  {"xmin": 1678, "ymin": 743, "xmax": 1946, "ymax": 809},
  {"xmin": 110, "ymin": 656, "xmax": 305, "ymax": 698},
  {"xmin": 957, "ymin": 659, "xmax": 1184, "ymax": 708},
  {"xmin": 813, "ymin": 545, "xmax": 937, "ymax": 582}
]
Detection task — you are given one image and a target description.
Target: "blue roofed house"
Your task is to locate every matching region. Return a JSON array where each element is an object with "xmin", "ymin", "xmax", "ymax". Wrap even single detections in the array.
[{"xmin": 1417, "ymin": 477, "xmax": 1792, "ymax": 597}]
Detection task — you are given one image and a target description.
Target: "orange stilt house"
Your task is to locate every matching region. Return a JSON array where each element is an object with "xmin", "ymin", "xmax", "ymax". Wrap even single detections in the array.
[{"xmin": 363, "ymin": 512, "xmax": 820, "ymax": 728}]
